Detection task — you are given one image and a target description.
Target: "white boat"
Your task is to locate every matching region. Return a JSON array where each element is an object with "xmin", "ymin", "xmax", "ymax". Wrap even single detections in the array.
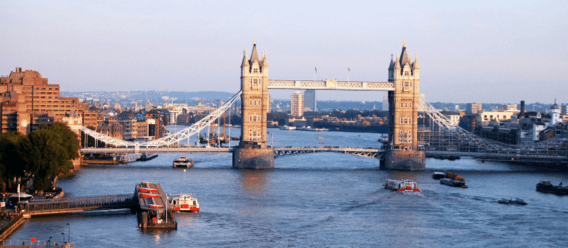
[
  {"xmin": 173, "ymin": 156, "xmax": 194, "ymax": 168},
  {"xmin": 280, "ymin": 125, "xmax": 296, "ymax": 130},
  {"xmin": 384, "ymin": 179, "xmax": 420, "ymax": 192},
  {"xmin": 170, "ymin": 194, "xmax": 200, "ymax": 212}
]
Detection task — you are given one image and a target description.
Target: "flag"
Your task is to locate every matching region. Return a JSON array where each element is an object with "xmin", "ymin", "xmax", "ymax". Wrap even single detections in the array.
[
  {"xmin": 315, "ymin": 67, "xmax": 317, "ymax": 73},
  {"xmin": 348, "ymin": 68, "xmax": 351, "ymax": 72}
]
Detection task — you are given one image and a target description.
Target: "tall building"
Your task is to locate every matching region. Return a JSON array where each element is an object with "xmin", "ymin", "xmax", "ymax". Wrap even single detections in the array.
[
  {"xmin": 0, "ymin": 67, "xmax": 96, "ymax": 134},
  {"xmin": 387, "ymin": 42, "xmax": 420, "ymax": 150},
  {"xmin": 466, "ymin": 102, "xmax": 483, "ymax": 114},
  {"xmin": 240, "ymin": 40, "xmax": 270, "ymax": 147},
  {"xmin": 304, "ymin": 89, "xmax": 316, "ymax": 111},
  {"xmin": 291, "ymin": 91, "xmax": 304, "ymax": 117},
  {"xmin": 382, "ymin": 94, "xmax": 389, "ymax": 111}
]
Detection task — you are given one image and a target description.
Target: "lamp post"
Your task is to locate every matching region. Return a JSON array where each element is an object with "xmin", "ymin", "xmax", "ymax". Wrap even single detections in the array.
[
  {"xmin": 67, "ymin": 223, "xmax": 70, "ymax": 245},
  {"xmin": 61, "ymin": 232, "xmax": 65, "ymax": 245}
]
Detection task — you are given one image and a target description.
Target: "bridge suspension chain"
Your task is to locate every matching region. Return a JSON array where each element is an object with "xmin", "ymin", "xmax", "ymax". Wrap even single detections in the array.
[{"xmin": 77, "ymin": 91, "xmax": 242, "ymax": 148}]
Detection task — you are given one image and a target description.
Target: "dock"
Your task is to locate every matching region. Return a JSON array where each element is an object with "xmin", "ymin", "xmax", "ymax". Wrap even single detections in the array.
[{"xmin": 135, "ymin": 182, "xmax": 177, "ymax": 229}]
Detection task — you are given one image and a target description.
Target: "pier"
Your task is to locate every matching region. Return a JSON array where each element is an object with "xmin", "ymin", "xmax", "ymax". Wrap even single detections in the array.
[
  {"xmin": 24, "ymin": 194, "xmax": 137, "ymax": 218},
  {"xmin": 135, "ymin": 182, "xmax": 177, "ymax": 229}
]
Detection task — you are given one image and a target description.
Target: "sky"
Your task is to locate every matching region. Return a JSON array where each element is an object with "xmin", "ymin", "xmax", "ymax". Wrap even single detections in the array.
[{"xmin": 0, "ymin": 0, "xmax": 566, "ymax": 103}]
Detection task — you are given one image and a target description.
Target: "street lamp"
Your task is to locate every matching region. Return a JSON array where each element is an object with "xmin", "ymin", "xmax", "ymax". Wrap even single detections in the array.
[
  {"xmin": 61, "ymin": 232, "xmax": 65, "ymax": 244},
  {"xmin": 67, "ymin": 223, "xmax": 70, "ymax": 245}
]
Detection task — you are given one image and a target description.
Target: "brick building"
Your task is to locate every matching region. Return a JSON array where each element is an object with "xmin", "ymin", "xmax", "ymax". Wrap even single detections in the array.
[{"xmin": 0, "ymin": 67, "xmax": 97, "ymax": 134}]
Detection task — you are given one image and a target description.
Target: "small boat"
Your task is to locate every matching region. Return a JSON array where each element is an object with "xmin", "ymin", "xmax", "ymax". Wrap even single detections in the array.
[
  {"xmin": 136, "ymin": 153, "xmax": 158, "ymax": 161},
  {"xmin": 317, "ymin": 136, "xmax": 324, "ymax": 139},
  {"xmin": 170, "ymin": 194, "xmax": 200, "ymax": 212},
  {"xmin": 173, "ymin": 156, "xmax": 194, "ymax": 168},
  {"xmin": 536, "ymin": 180, "xmax": 568, "ymax": 195},
  {"xmin": 280, "ymin": 125, "xmax": 296, "ymax": 130},
  {"xmin": 440, "ymin": 178, "xmax": 468, "ymax": 188},
  {"xmin": 498, "ymin": 198, "xmax": 527, "ymax": 205},
  {"xmin": 384, "ymin": 179, "xmax": 420, "ymax": 192},
  {"xmin": 432, "ymin": 172, "xmax": 446, "ymax": 179}
]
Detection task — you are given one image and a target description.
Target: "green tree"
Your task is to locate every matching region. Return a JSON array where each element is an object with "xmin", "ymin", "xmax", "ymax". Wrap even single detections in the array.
[
  {"xmin": 21, "ymin": 123, "xmax": 79, "ymax": 191},
  {"xmin": 0, "ymin": 132, "xmax": 27, "ymax": 190}
]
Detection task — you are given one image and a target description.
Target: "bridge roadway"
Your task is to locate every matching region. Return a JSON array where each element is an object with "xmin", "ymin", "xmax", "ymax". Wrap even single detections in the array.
[
  {"xmin": 23, "ymin": 194, "xmax": 137, "ymax": 217},
  {"xmin": 80, "ymin": 147, "xmax": 382, "ymax": 158},
  {"xmin": 80, "ymin": 147, "xmax": 567, "ymax": 163},
  {"xmin": 426, "ymin": 151, "xmax": 568, "ymax": 163}
]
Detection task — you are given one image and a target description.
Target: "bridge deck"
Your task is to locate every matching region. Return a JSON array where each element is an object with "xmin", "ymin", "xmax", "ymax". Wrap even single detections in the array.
[{"xmin": 27, "ymin": 194, "xmax": 136, "ymax": 216}]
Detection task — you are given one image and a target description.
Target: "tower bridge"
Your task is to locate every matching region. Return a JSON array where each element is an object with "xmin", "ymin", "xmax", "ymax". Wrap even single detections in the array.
[{"xmin": 77, "ymin": 40, "xmax": 568, "ymax": 170}]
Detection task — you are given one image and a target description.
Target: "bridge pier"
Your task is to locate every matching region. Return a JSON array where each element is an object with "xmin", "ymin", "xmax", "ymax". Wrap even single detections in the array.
[
  {"xmin": 381, "ymin": 150, "xmax": 425, "ymax": 171},
  {"xmin": 232, "ymin": 148, "xmax": 274, "ymax": 169}
]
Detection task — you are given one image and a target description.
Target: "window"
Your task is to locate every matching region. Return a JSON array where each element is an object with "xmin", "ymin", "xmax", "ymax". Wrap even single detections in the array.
[
  {"xmin": 404, "ymin": 71, "xmax": 409, "ymax": 76},
  {"xmin": 249, "ymin": 101, "xmax": 252, "ymax": 106},
  {"xmin": 253, "ymin": 68, "xmax": 259, "ymax": 73}
]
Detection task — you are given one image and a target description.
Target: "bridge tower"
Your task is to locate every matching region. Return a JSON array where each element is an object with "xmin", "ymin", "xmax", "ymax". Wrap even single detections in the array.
[
  {"xmin": 381, "ymin": 41, "xmax": 425, "ymax": 170},
  {"xmin": 232, "ymin": 39, "xmax": 275, "ymax": 169}
]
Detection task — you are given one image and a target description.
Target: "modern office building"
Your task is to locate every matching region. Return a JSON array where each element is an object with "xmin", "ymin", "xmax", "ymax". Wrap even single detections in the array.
[
  {"xmin": 291, "ymin": 91, "xmax": 304, "ymax": 117},
  {"xmin": 304, "ymin": 89, "xmax": 316, "ymax": 111}
]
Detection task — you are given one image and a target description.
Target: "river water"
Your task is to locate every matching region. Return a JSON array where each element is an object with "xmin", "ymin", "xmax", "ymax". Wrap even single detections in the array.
[{"xmin": 8, "ymin": 128, "xmax": 568, "ymax": 247}]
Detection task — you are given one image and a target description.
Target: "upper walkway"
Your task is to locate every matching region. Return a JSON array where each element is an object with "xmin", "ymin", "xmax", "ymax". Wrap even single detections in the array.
[{"xmin": 24, "ymin": 194, "xmax": 137, "ymax": 217}]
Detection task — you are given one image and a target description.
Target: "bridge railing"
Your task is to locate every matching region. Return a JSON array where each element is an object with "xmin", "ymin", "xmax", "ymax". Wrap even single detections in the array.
[{"xmin": 28, "ymin": 194, "xmax": 136, "ymax": 213}]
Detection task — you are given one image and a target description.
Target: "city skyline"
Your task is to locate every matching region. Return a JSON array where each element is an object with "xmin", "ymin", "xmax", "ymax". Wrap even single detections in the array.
[{"xmin": 1, "ymin": 1, "xmax": 566, "ymax": 103}]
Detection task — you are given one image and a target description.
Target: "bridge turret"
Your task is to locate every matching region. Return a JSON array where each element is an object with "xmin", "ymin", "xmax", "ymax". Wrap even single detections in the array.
[
  {"xmin": 241, "ymin": 50, "xmax": 250, "ymax": 76},
  {"xmin": 388, "ymin": 53, "xmax": 395, "ymax": 82},
  {"xmin": 383, "ymin": 41, "xmax": 425, "ymax": 171},
  {"xmin": 413, "ymin": 53, "xmax": 420, "ymax": 79}
]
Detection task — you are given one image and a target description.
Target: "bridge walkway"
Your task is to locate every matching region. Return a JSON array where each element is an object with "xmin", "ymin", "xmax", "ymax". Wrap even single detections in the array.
[{"xmin": 24, "ymin": 194, "xmax": 136, "ymax": 217}]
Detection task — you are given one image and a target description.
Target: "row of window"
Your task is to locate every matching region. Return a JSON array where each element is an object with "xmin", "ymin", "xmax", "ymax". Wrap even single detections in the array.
[
  {"xmin": 399, "ymin": 118, "xmax": 412, "ymax": 124},
  {"xmin": 250, "ymin": 79, "xmax": 261, "ymax": 90},
  {"xmin": 399, "ymin": 102, "xmax": 412, "ymax": 108},
  {"xmin": 249, "ymin": 100, "xmax": 263, "ymax": 106},
  {"xmin": 398, "ymin": 131, "xmax": 413, "ymax": 143},
  {"xmin": 403, "ymin": 82, "xmax": 413, "ymax": 87},
  {"xmin": 248, "ymin": 115, "xmax": 261, "ymax": 122},
  {"xmin": 34, "ymin": 87, "xmax": 59, "ymax": 91},
  {"xmin": 248, "ymin": 128, "xmax": 262, "ymax": 141}
]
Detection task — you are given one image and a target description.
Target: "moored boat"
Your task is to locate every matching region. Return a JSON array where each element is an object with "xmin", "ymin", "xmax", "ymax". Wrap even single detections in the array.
[
  {"xmin": 170, "ymin": 194, "xmax": 200, "ymax": 212},
  {"xmin": 536, "ymin": 180, "xmax": 568, "ymax": 195},
  {"xmin": 440, "ymin": 178, "xmax": 468, "ymax": 188},
  {"xmin": 498, "ymin": 198, "xmax": 527, "ymax": 205},
  {"xmin": 173, "ymin": 156, "xmax": 194, "ymax": 168},
  {"xmin": 432, "ymin": 172, "xmax": 446, "ymax": 179},
  {"xmin": 384, "ymin": 179, "xmax": 420, "ymax": 192}
]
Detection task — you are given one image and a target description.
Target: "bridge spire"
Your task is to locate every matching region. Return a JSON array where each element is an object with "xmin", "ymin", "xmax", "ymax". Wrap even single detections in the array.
[
  {"xmin": 250, "ymin": 41, "xmax": 260, "ymax": 65},
  {"xmin": 413, "ymin": 52, "xmax": 419, "ymax": 69},
  {"xmin": 241, "ymin": 49, "xmax": 250, "ymax": 68}
]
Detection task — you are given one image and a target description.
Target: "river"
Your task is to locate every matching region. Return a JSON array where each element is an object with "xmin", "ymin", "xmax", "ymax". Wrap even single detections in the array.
[{"xmin": 8, "ymin": 128, "xmax": 568, "ymax": 247}]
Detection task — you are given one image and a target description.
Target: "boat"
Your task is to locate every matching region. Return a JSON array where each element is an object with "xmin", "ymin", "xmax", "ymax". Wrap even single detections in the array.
[
  {"xmin": 440, "ymin": 178, "xmax": 468, "ymax": 188},
  {"xmin": 536, "ymin": 181, "xmax": 568, "ymax": 195},
  {"xmin": 173, "ymin": 156, "xmax": 194, "ymax": 168},
  {"xmin": 170, "ymin": 194, "xmax": 200, "ymax": 212},
  {"xmin": 136, "ymin": 153, "xmax": 158, "ymax": 161},
  {"xmin": 432, "ymin": 172, "xmax": 446, "ymax": 179},
  {"xmin": 498, "ymin": 198, "xmax": 527, "ymax": 205},
  {"xmin": 384, "ymin": 179, "xmax": 420, "ymax": 192},
  {"xmin": 317, "ymin": 136, "xmax": 324, "ymax": 139},
  {"xmin": 280, "ymin": 125, "xmax": 296, "ymax": 130}
]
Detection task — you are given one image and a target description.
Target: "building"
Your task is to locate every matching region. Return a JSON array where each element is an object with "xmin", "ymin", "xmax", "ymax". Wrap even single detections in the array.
[
  {"xmin": 0, "ymin": 67, "xmax": 96, "ymax": 134},
  {"xmin": 466, "ymin": 102, "xmax": 482, "ymax": 114},
  {"xmin": 304, "ymin": 89, "xmax": 316, "ymax": 111},
  {"xmin": 239, "ymin": 41, "xmax": 270, "ymax": 147},
  {"xmin": 477, "ymin": 111, "xmax": 515, "ymax": 126},
  {"xmin": 505, "ymin": 103, "xmax": 518, "ymax": 112},
  {"xmin": 382, "ymin": 94, "xmax": 389, "ymax": 111},
  {"xmin": 291, "ymin": 91, "xmax": 304, "ymax": 117}
]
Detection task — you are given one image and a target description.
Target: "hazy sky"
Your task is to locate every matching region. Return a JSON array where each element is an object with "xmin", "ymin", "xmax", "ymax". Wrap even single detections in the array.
[{"xmin": 1, "ymin": 1, "xmax": 566, "ymax": 103}]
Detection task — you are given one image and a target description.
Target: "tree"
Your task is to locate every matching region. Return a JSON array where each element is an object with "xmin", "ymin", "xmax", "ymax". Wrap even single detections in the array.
[
  {"xmin": 0, "ymin": 132, "xmax": 27, "ymax": 190},
  {"xmin": 21, "ymin": 123, "xmax": 79, "ymax": 191}
]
